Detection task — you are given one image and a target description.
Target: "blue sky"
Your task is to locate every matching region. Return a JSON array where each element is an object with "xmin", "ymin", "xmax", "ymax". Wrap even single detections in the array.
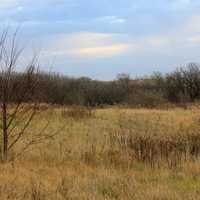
[{"xmin": 1, "ymin": 0, "xmax": 200, "ymax": 79}]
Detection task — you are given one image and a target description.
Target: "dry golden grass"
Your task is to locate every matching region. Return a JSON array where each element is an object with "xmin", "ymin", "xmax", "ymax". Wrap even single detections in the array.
[{"xmin": 1, "ymin": 106, "xmax": 200, "ymax": 199}]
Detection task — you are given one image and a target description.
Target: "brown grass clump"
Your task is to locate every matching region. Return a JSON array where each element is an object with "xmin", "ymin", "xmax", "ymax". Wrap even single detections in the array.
[
  {"xmin": 61, "ymin": 106, "xmax": 95, "ymax": 120},
  {"xmin": 110, "ymin": 108, "xmax": 200, "ymax": 168},
  {"xmin": 115, "ymin": 132, "xmax": 200, "ymax": 168}
]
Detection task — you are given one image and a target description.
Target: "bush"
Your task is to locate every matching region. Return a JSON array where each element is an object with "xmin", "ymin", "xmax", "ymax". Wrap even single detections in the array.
[{"xmin": 128, "ymin": 91, "xmax": 166, "ymax": 108}]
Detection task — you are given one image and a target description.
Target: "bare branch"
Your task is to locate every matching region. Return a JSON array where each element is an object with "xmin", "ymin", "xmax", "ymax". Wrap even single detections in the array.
[{"xmin": 8, "ymin": 103, "xmax": 37, "ymax": 151}]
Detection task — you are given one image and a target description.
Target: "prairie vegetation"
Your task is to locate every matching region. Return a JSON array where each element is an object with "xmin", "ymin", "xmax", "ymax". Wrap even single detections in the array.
[
  {"xmin": 0, "ymin": 106, "xmax": 200, "ymax": 199},
  {"xmin": 1, "ymin": 29, "xmax": 200, "ymax": 200}
]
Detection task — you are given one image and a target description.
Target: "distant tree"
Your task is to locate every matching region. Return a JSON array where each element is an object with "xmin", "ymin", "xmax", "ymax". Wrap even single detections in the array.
[
  {"xmin": 116, "ymin": 73, "xmax": 131, "ymax": 102},
  {"xmin": 159, "ymin": 63, "xmax": 200, "ymax": 103},
  {"xmin": 181, "ymin": 63, "xmax": 200, "ymax": 101}
]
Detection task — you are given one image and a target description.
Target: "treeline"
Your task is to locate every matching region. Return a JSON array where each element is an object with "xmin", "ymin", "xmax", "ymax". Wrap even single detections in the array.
[
  {"xmin": 154, "ymin": 63, "xmax": 200, "ymax": 103},
  {"xmin": 7, "ymin": 63, "xmax": 200, "ymax": 107}
]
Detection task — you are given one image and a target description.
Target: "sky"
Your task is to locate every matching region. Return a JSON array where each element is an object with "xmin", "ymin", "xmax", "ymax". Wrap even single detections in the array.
[{"xmin": 0, "ymin": 0, "xmax": 200, "ymax": 80}]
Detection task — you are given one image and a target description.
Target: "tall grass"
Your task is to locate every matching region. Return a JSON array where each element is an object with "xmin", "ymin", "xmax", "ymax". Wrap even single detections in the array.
[
  {"xmin": 0, "ymin": 106, "xmax": 200, "ymax": 199},
  {"xmin": 112, "ymin": 108, "xmax": 200, "ymax": 168},
  {"xmin": 61, "ymin": 106, "xmax": 95, "ymax": 119}
]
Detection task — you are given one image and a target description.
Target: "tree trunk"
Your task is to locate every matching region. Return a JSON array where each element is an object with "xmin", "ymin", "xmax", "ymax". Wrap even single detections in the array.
[{"xmin": 2, "ymin": 101, "xmax": 8, "ymax": 162}]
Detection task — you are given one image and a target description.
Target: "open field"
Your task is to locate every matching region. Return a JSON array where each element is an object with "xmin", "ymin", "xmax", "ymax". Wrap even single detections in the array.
[{"xmin": 1, "ymin": 106, "xmax": 200, "ymax": 199}]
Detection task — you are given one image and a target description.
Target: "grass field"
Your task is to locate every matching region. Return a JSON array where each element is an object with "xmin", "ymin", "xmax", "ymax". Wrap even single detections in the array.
[{"xmin": 1, "ymin": 106, "xmax": 200, "ymax": 199}]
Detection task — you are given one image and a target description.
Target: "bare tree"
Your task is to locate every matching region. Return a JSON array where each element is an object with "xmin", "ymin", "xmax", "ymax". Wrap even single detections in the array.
[{"xmin": 0, "ymin": 28, "xmax": 57, "ymax": 162}]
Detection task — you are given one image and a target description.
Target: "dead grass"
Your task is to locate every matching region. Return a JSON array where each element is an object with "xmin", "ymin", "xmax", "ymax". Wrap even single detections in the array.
[
  {"xmin": 0, "ymin": 106, "xmax": 200, "ymax": 199},
  {"xmin": 61, "ymin": 106, "xmax": 94, "ymax": 120}
]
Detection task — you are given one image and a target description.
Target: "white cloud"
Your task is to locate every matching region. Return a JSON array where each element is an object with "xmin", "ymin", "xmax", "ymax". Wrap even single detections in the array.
[
  {"xmin": 171, "ymin": 0, "xmax": 191, "ymax": 9},
  {"xmin": 183, "ymin": 15, "xmax": 200, "ymax": 34},
  {"xmin": 124, "ymin": 13, "xmax": 200, "ymax": 54},
  {"xmin": 188, "ymin": 36, "xmax": 200, "ymax": 44},
  {"xmin": 62, "ymin": 32, "xmax": 114, "ymax": 47},
  {"xmin": 0, "ymin": 0, "xmax": 21, "ymax": 9},
  {"xmin": 110, "ymin": 18, "xmax": 126, "ymax": 24},
  {"xmin": 175, "ymin": 0, "xmax": 191, "ymax": 4},
  {"xmin": 97, "ymin": 16, "xmax": 126, "ymax": 24},
  {"xmin": 43, "ymin": 32, "xmax": 131, "ymax": 58},
  {"xmin": 68, "ymin": 44, "xmax": 130, "ymax": 58},
  {"xmin": 35, "ymin": 12, "xmax": 200, "ymax": 65}
]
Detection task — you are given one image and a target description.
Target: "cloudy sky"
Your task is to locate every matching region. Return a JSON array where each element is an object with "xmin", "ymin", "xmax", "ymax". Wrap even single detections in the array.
[{"xmin": 0, "ymin": 0, "xmax": 200, "ymax": 79}]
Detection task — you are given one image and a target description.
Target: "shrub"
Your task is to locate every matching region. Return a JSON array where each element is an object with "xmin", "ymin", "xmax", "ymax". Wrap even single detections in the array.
[{"xmin": 128, "ymin": 91, "xmax": 166, "ymax": 108}]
